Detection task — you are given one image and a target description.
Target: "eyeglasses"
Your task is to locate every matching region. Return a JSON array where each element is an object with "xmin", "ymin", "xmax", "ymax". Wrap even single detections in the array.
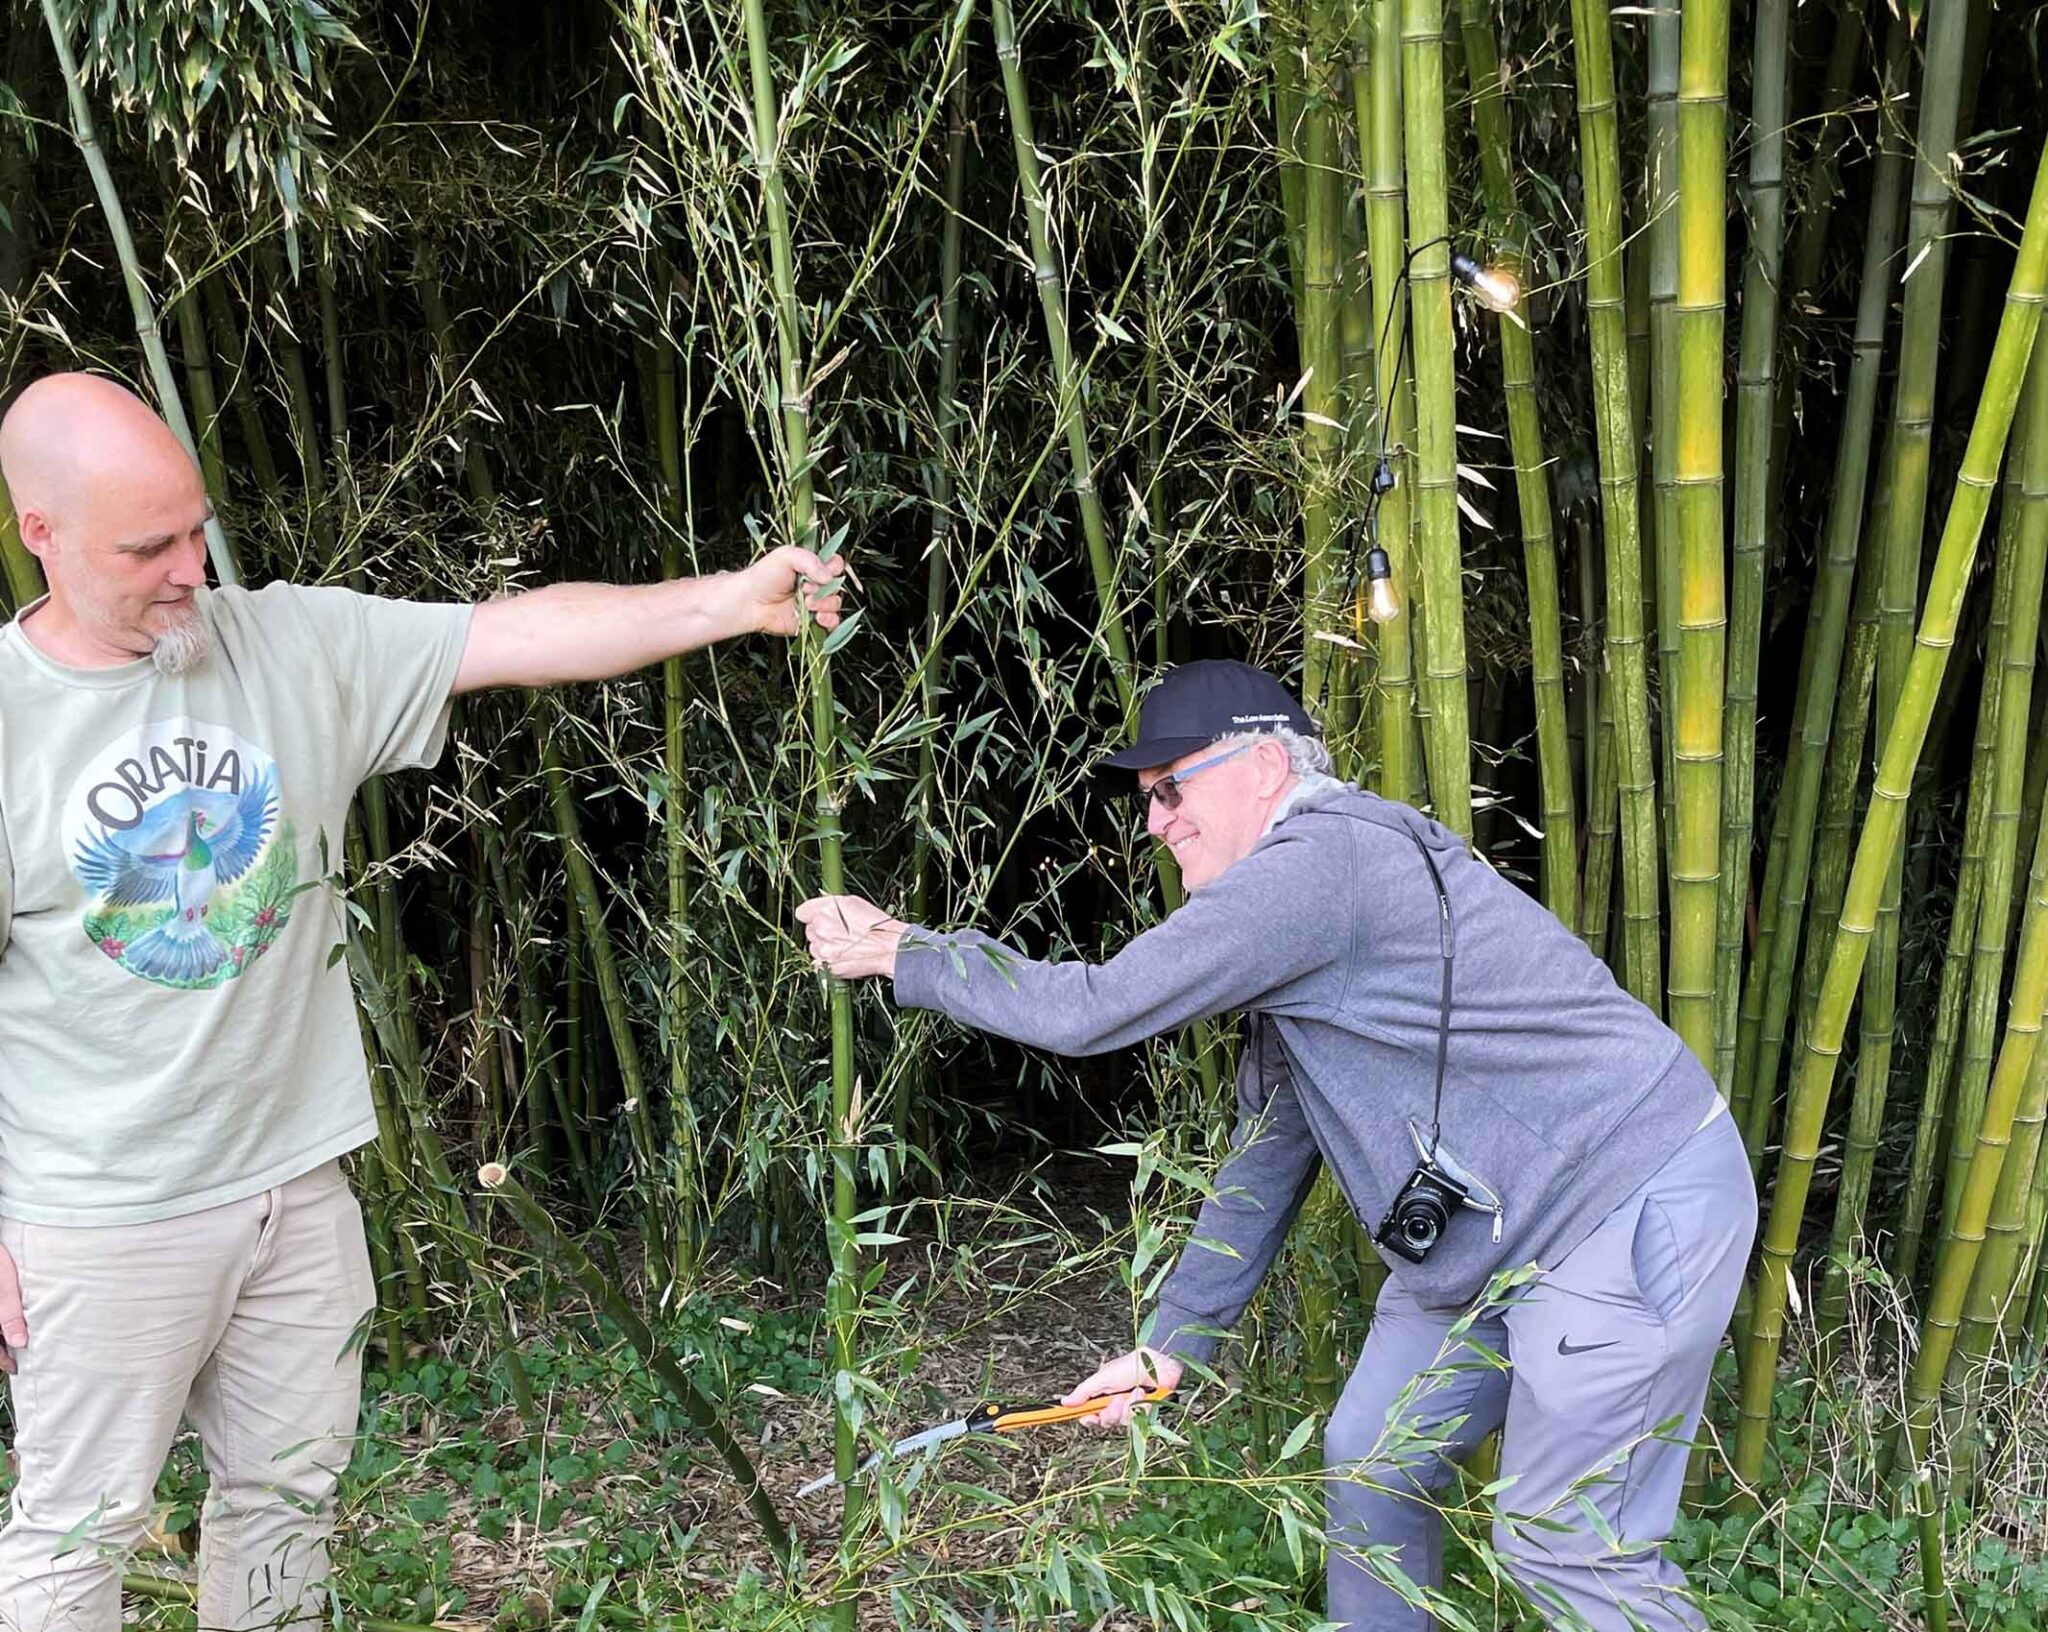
[{"xmin": 1137, "ymin": 743, "xmax": 1251, "ymax": 812}]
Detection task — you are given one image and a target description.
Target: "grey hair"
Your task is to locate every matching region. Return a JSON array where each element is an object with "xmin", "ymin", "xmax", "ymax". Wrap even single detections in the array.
[{"xmin": 1220, "ymin": 725, "xmax": 1333, "ymax": 777}]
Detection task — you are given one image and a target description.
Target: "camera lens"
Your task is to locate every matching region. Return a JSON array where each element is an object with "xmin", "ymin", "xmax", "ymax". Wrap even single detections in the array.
[{"xmin": 1399, "ymin": 1206, "xmax": 1442, "ymax": 1252}]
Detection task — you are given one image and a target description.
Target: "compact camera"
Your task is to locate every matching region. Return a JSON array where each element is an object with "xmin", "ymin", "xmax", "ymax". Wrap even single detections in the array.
[{"xmin": 1375, "ymin": 1154, "xmax": 1470, "ymax": 1264}]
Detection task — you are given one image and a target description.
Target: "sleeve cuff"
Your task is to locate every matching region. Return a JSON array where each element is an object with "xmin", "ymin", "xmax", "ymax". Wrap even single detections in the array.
[
  {"xmin": 891, "ymin": 925, "xmax": 947, "ymax": 1012},
  {"xmin": 1143, "ymin": 1303, "xmax": 1222, "ymax": 1367}
]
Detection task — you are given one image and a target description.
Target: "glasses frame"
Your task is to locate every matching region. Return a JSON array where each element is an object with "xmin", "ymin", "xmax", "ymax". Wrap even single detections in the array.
[{"xmin": 1138, "ymin": 741, "xmax": 1254, "ymax": 812}]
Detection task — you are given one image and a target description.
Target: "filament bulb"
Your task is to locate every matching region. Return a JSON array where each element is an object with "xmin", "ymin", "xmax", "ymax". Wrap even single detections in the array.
[
  {"xmin": 1450, "ymin": 252, "xmax": 1522, "ymax": 315},
  {"xmin": 1364, "ymin": 547, "xmax": 1401, "ymax": 625}
]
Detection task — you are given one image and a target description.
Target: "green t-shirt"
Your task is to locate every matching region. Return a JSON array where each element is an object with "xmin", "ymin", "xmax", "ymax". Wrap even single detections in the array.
[{"xmin": 0, "ymin": 582, "xmax": 473, "ymax": 1225}]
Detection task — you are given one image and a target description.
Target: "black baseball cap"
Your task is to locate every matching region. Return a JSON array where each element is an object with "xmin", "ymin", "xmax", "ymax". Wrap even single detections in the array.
[{"xmin": 1100, "ymin": 660, "xmax": 1320, "ymax": 771}]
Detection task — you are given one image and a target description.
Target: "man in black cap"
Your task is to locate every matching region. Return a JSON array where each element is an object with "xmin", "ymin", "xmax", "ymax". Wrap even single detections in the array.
[{"xmin": 798, "ymin": 660, "xmax": 1755, "ymax": 1632}]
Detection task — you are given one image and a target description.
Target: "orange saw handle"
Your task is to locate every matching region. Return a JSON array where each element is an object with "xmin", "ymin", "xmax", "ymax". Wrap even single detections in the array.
[{"xmin": 971, "ymin": 1385, "xmax": 1175, "ymax": 1434}]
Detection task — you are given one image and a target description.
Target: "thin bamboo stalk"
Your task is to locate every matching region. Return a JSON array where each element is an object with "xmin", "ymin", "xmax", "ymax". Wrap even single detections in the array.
[
  {"xmin": 168, "ymin": 273, "xmax": 230, "ymax": 507},
  {"xmin": 1733, "ymin": 131, "xmax": 2048, "ymax": 1494},
  {"xmin": 1337, "ymin": 194, "xmax": 1378, "ymax": 772},
  {"xmin": 649, "ymin": 318, "xmax": 702, "ymax": 1280},
  {"xmin": 1399, "ymin": 0, "xmax": 1470, "ymax": 836},
  {"xmin": 991, "ymin": 0, "xmax": 1218, "ymax": 1111},
  {"xmin": 200, "ymin": 270, "xmax": 285, "ymax": 503},
  {"xmin": 479, "ymin": 1165, "xmax": 794, "ymax": 1562},
  {"xmin": 1275, "ymin": 10, "xmax": 1309, "ymax": 322},
  {"xmin": 1952, "ymin": 1039, "xmax": 2048, "ymax": 1465},
  {"xmin": 1296, "ymin": 5, "xmax": 1354, "ymax": 1384},
  {"xmin": 37, "ymin": 0, "xmax": 238, "ymax": 586},
  {"xmin": 1360, "ymin": 0, "xmax": 1418, "ymax": 808},
  {"xmin": 1896, "ymin": 728, "xmax": 1996, "ymax": 1281},
  {"xmin": 1935, "ymin": 521, "xmax": 2021, "ymax": 1255},
  {"xmin": 1715, "ymin": 0, "xmax": 1788, "ymax": 1088},
  {"xmin": 1738, "ymin": 23, "xmax": 1907, "ymax": 1146},
  {"xmin": 1647, "ymin": 0, "xmax": 1680, "ymax": 862},
  {"xmin": 1138, "ymin": 30, "xmax": 1172, "ymax": 672},
  {"xmin": 1458, "ymin": 0, "xmax": 1573, "ymax": 929},
  {"xmin": 1755, "ymin": 441, "xmax": 1896, "ymax": 1166},
  {"xmin": 1583, "ymin": 675, "xmax": 1619, "ymax": 963},
  {"xmin": 739, "ymin": 2, "xmax": 860, "ymax": 1594},
  {"xmin": 1783, "ymin": 0, "xmax": 1862, "ymax": 312},
  {"xmin": 1866, "ymin": 0, "xmax": 1973, "ymax": 1222},
  {"xmin": 1946, "ymin": 353, "xmax": 2048, "ymax": 1382},
  {"xmin": 2013, "ymin": 1109, "xmax": 2048, "ymax": 1340},
  {"xmin": 900, "ymin": 61, "xmax": 971, "ymax": 1158},
  {"xmin": 482, "ymin": 825, "xmax": 593, "ymax": 1204},
  {"xmin": 1288, "ymin": 4, "xmax": 1359, "ymax": 1408},
  {"xmin": 1903, "ymin": 791, "xmax": 2048, "ymax": 1472},
  {"xmin": 1568, "ymin": 0, "xmax": 1659, "ymax": 1007},
  {"xmin": 539, "ymin": 719, "xmax": 671, "ymax": 1283},
  {"xmin": 1666, "ymin": 0, "xmax": 1731, "ymax": 1065},
  {"xmin": 991, "ymin": 0, "xmax": 1135, "ymax": 712},
  {"xmin": 1296, "ymin": 6, "xmax": 1349, "ymax": 725},
  {"xmin": 1946, "ymin": 530, "xmax": 2043, "ymax": 1259},
  {"xmin": 1915, "ymin": 1470, "xmax": 1953, "ymax": 1632}
]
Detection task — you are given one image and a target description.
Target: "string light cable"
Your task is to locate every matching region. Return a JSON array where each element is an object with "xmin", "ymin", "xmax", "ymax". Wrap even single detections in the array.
[{"xmin": 1357, "ymin": 238, "xmax": 1523, "ymax": 625}]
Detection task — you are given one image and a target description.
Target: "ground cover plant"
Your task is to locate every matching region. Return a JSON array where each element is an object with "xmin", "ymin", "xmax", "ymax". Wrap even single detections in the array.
[{"xmin": 4, "ymin": 0, "xmax": 2048, "ymax": 1626}]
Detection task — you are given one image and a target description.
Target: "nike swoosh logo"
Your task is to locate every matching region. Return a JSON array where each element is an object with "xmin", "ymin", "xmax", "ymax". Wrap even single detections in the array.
[{"xmin": 1557, "ymin": 1337, "xmax": 1619, "ymax": 1356}]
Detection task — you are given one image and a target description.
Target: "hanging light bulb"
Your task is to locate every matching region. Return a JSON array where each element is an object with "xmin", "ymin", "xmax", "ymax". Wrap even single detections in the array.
[
  {"xmin": 1362, "ymin": 458, "xmax": 1401, "ymax": 623},
  {"xmin": 1365, "ymin": 546, "xmax": 1401, "ymax": 624},
  {"xmin": 1449, "ymin": 251, "xmax": 1522, "ymax": 315}
]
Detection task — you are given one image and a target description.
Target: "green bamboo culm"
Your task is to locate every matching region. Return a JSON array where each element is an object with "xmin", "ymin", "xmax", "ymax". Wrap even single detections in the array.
[
  {"xmin": 477, "ymin": 1165, "xmax": 795, "ymax": 1564},
  {"xmin": 538, "ymin": 720, "xmax": 671, "ymax": 1283},
  {"xmin": 1666, "ymin": 0, "xmax": 1730, "ymax": 1065},
  {"xmin": 992, "ymin": 0, "xmax": 1218, "ymax": 1111},
  {"xmin": 1868, "ymin": 0, "xmax": 1974, "ymax": 1223},
  {"xmin": 1914, "ymin": 1468, "xmax": 1953, "ymax": 1632},
  {"xmin": 37, "ymin": 0, "xmax": 240, "ymax": 587},
  {"xmin": 1902, "ymin": 788, "xmax": 2048, "ymax": 1474},
  {"xmin": 1732, "ymin": 129, "xmax": 2048, "ymax": 1495},
  {"xmin": 1282, "ymin": 0, "xmax": 1352, "ymax": 1419},
  {"xmin": 1944, "ymin": 532, "xmax": 2042, "ymax": 1258},
  {"xmin": 1809, "ymin": 34, "xmax": 1917, "ymax": 1339},
  {"xmin": 991, "ymin": 0, "xmax": 1135, "ymax": 714},
  {"xmin": 737, "ymin": 0, "xmax": 863, "ymax": 1595},
  {"xmin": 1949, "ymin": 348, "xmax": 2048, "ymax": 1377},
  {"xmin": 650, "ymin": 310, "xmax": 702, "ymax": 1278},
  {"xmin": 1736, "ymin": 19, "xmax": 1908, "ymax": 1161},
  {"xmin": 899, "ymin": 55, "xmax": 972, "ymax": 1161},
  {"xmin": 1714, "ymin": 0, "xmax": 1787, "ymax": 1092},
  {"xmin": 1458, "ymin": 0, "xmax": 1574, "ymax": 930},
  {"xmin": 1893, "ymin": 608, "xmax": 2001, "ymax": 1283},
  {"xmin": 159, "ymin": 168, "xmax": 231, "ymax": 511},
  {"xmin": 1645, "ymin": 0, "xmax": 1680, "ymax": 861},
  {"xmin": 1293, "ymin": 1, "xmax": 1350, "ymax": 726},
  {"xmin": 1567, "ymin": 0, "xmax": 1659, "ymax": 1008},
  {"xmin": 1399, "ymin": 0, "xmax": 1471, "ymax": 837},
  {"xmin": 1360, "ymin": 0, "xmax": 1419, "ymax": 809}
]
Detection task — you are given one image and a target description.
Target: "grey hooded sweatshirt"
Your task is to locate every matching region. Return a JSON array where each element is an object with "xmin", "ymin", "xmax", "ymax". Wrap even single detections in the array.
[{"xmin": 892, "ymin": 781, "xmax": 1720, "ymax": 1365}]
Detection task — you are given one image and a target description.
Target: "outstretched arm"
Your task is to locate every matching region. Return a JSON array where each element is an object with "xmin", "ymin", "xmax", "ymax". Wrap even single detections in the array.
[
  {"xmin": 797, "ymin": 830, "xmax": 1346, "ymax": 1057},
  {"xmin": 453, "ymin": 545, "xmax": 846, "ymax": 693}
]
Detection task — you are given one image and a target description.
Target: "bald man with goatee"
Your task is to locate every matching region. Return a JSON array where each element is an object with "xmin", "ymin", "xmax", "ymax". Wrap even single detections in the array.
[{"xmin": 0, "ymin": 373, "xmax": 846, "ymax": 1632}]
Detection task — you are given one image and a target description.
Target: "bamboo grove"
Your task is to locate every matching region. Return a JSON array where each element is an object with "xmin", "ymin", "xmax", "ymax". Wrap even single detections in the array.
[{"xmin": 6, "ymin": 0, "xmax": 2048, "ymax": 1623}]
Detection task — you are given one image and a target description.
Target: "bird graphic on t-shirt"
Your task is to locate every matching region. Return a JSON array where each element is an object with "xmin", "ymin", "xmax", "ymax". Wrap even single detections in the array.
[{"xmin": 73, "ymin": 768, "xmax": 279, "ymax": 982}]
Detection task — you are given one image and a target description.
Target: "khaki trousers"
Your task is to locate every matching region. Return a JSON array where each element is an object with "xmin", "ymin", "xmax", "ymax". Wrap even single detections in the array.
[{"xmin": 0, "ymin": 1159, "xmax": 374, "ymax": 1632}]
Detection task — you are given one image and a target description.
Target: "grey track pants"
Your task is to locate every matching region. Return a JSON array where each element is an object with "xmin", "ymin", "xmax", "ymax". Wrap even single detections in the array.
[{"xmin": 1322, "ymin": 1110, "xmax": 1756, "ymax": 1632}]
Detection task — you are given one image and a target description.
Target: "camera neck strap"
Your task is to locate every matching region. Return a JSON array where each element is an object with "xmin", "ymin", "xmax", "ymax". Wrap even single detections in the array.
[{"xmin": 1404, "ymin": 830, "xmax": 1455, "ymax": 1155}]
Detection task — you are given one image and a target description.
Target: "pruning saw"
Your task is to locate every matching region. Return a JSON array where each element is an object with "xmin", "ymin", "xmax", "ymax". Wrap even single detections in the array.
[{"xmin": 796, "ymin": 1385, "xmax": 1175, "ymax": 1498}]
